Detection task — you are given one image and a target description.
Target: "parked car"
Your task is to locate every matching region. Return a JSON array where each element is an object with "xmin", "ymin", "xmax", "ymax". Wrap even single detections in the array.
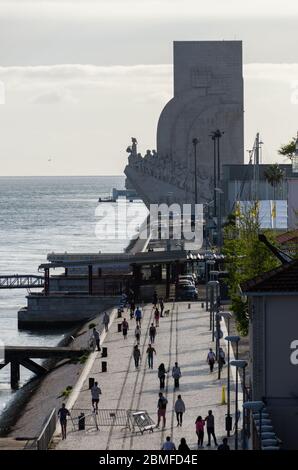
[
  {"xmin": 176, "ymin": 284, "xmax": 198, "ymax": 300},
  {"xmin": 178, "ymin": 275, "xmax": 196, "ymax": 285},
  {"xmin": 178, "ymin": 279, "xmax": 193, "ymax": 287}
]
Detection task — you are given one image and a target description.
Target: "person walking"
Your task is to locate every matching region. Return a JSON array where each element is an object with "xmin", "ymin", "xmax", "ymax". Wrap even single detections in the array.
[
  {"xmin": 102, "ymin": 312, "xmax": 110, "ymax": 332},
  {"xmin": 133, "ymin": 344, "xmax": 141, "ymax": 369},
  {"xmin": 153, "ymin": 291, "xmax": 158, "ymax": 307},
  {"xmin": 135, "ymin": 324, "xmax": 141, "ymax": 345},
  {"xmin": 172, "ymin": 362, "xmax": 182, "ymax": 389},
  {"xmin": 149, "ymin": 323, "xmax": 156, "ymax": 344},
  {"xmin": 207, "ymin": 348, "xmax": 216, "ymax": 373},
  {"xmin": 93, "ymin": 327, "xmax": 101, "ymax": 351},
  {"xmin": 178, "ymin": 438, "xmax": 190, "ymax": 452},
  {"xmin": 205, "ymin": 410, "xmax": 218, "ymax": 447},
  {"xmin": 146, "ymin": 343, "xmax": 156, "ymax": 369},
  {"xmin": 218, "ymin": 347, "xmax": 226, "ymax": 372},
  {"xmin": 135, "ymin": 306, "xmax": 142, "ymax": 326},
  {"xmin": 161, "ymin": 436, "xmax": 176, "ymax": 450},
  {"xmin": 195, "ymin": 416, "xmax": 205, "ymax": 448},
  {"xmin": 158, "ymin": 363, "xmax": 167, "ymax": 389},
  {"xmin": 159, "ymin": 298, "xmax": 164, "ymax": 317},
  {"xmin": 130, "ymin": 300, "xmax": 136, "ymax": 319},
  {"xmin": 58, "ymin": 403, "xmax": 70, "ymax": 440},
  {"xmin": 157, "ymin": 392, "xmax": 168, "ymax": 429},
  {"xmin": 174, "ymin": 395, "xmax": 185, "ymax": 427},
  {"xmin": 122, "ymin": 318, "xmax": 129, "ymax": 339},
  {"xmin": 217, "ymin": 437, "xmax": 230, "ymax": 451},
  {"xmin": 154, "ymin": 307, "xmax": 160, "ymax": 327},
  {"xmin": 91, "ymin": 381, "xmax": 102, "ymax": 414}
]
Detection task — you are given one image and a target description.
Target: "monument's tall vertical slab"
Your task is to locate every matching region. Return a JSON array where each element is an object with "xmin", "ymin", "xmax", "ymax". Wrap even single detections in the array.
[
  {"xmin": 157, "ymin": 41, "xmax": 243, "ymax": 202},
  {"xmin": 125, "ymin": 41, "xmax": 244, "ymax": 206}
]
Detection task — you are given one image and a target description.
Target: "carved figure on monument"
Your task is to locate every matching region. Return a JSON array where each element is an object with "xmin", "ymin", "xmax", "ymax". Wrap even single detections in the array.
[{"xmin": 131, "ymin": 137, "xmax": 138, "ymax": 156}]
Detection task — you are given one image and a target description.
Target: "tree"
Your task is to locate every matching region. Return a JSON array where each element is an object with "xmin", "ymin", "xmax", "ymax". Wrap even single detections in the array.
[
  {"xmin": 278, "ymin": 137, "xmax": 296, "ymax": 161},
  {"xmin": 264, "ymin": 163, "xmax": 284, "ymax": 200},
  {"xmin": 223, "ymin": 208, "xmax": 280, "ymax": 335}
]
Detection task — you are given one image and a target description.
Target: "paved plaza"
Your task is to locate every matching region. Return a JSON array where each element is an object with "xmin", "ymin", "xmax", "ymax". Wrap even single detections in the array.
[{"xmin": 56, "ymin": 301, "xmax": 237, "ymax": 450}]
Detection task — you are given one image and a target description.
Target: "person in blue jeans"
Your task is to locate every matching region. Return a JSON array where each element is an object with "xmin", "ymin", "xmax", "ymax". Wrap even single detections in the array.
[{"xmin": 146, "ymin": 344, "xmax": 156, "ymax": 369}]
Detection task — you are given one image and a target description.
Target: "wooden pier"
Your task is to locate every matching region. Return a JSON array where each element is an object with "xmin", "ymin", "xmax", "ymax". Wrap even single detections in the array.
[{"xmin": 1, "ymin": 346, "xmax": 87, "ymax": 389}]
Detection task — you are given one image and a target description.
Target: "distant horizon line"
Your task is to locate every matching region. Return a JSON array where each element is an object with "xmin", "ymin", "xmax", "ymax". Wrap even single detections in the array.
[{"xmin": 0, "ymin": 174, "xmax": 125, "ymax": 178}]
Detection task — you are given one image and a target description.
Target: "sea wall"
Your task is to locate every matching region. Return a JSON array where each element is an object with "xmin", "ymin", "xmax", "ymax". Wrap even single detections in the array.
[{"xmin": 18, "ymin": 294, "xmax": 120, "ymax": 329}]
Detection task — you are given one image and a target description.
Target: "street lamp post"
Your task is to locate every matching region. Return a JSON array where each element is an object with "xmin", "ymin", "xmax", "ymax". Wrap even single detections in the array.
[
  {"xmin": 210, "ymin": 130, "xmax": 224, "ymax": 217},
  {"xmin": 225, "ymin": 335, "xmax": 240, "ymax": 447},
  {"xmin": 230, "ymin": 360, "xmax": 248, "ymax": 449},
  {"xmin": 221, "ymin": 312, "xmax": 232, "ymax": 435},
  {"xmin": 192, "ymin": 138, "xmax": 199, "ymax": 207},
  {"xmin": 215, "ymin": 129, "xmax": 224, "ymax": 184},
  {"xmin": 215, "ymin": 187, "xmax": 224, "ymax": 251},
  {"xmin": 211, "ymin": 133, "xmax": 217, "ymax": 216},
  {"xmin": 205, "ymin": 260, "xmax": 215, "ymax": 311},
  {"xmin": 208, "ymin": 281, "xmax": 219, "ymax": 337}
]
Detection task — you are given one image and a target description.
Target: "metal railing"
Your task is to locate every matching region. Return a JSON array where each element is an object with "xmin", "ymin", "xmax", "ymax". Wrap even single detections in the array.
[
  {"xmin": 71, "ymin": 408, "xmax": 129, "ymax": 429},
  {"xmin": 0, "ymin": 275, "xmax": 44, "ymax": 289},
  {"xmin": 36, "ymin": 408, "xmax": 56, "ymax": 450}
]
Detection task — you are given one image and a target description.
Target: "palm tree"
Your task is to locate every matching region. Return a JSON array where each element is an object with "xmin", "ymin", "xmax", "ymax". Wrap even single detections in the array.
[
  {"xmin": 264, "ymin": 163, "xmax": 284, "ymax": 200},
  {"xmin": 264, "ymin": 163, "xmax": 284, "ymax": 229}
]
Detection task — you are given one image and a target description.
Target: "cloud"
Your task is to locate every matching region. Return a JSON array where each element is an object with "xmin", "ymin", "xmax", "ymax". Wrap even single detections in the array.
[
  {"xmin": 1, "ymin": 63, "xmax": 298, "ymax": 98},
  {"xmin": 0, "ymin": 0, "xmax": 297, "ymax": 20},
  {"xmin": 0, "ymin": 61, "xmax": 297, "ymax": 175},
  {"xmin": 244, "ymin": 63, "xmax": 298, "ymax": 83},
  {"xmin": 31, "ymin": 88, "xmax": 78, "ymax": 104},
  {"xmin": 0, "ymin": 64, "xmax": 173, "ymax": 104}
]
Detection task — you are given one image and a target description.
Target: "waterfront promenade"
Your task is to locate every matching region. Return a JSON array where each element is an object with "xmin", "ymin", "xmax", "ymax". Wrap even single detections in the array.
[{"xmin": 56, "ymin": 301, "xmax": 236, "ymax": 450}]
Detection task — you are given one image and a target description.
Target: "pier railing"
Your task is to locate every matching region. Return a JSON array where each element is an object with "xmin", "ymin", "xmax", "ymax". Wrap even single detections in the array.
[
  {"xmin": 36, "ymin": 408, "xmax": 56, "ymax": 450},
  {"xmin": 0, "ymin": 275, "xmax": 44, "ymax": 289}
]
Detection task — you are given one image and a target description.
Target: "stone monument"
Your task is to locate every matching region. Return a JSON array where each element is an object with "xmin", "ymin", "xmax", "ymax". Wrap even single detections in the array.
[{"xmin": 125, "ymin": 41, "xmax": 244, "ymax": 207}]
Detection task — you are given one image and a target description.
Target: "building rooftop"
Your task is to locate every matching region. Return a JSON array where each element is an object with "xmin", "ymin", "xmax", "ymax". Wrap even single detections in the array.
[
  {"xmin": 276, "ymin": 229, "xmax": 298, "ymax": 244},
  {"xmin": 241, "ymin": 259, "xmax": 298, "ymax": 294}
]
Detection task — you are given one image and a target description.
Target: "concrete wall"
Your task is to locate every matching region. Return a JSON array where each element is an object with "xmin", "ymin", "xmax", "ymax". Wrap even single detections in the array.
[
  {"xmin": 18, "ymin": 294, "xmax": 120, "ymax": 329},
  {"xmin": 250, "ymin": 294, "xmax": 298, "ymax": 449}
]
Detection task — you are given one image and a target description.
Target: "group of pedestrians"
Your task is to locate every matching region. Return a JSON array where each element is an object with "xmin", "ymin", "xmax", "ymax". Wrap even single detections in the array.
[
  {"xmin": 89, "ymin": 311, "xmax": 110, "ymax": 351},
  {"xmin": 157, "ymin": 361, "xmax": 181, "ymax": 389},
  {"xmin": 156, "ymin": 391, "xmax": 185, "ymax": 429},
  {"xmin": 206, "ymin": 347, "xmax": 226, "ymax": 373},
  {"xmin": 128, "ymin": 295, "xmax": 165, "ymax": 371},
  {"xmin": 58, "ymin": 298, "xmax": 232, "ymax": 451},
  {"xmin": 161, "ymin": 435, "xmax": 230, "ymax": 451},
  {"xmin": 195, "ymin": 410, "xmax": 218, "ymax": 448}
]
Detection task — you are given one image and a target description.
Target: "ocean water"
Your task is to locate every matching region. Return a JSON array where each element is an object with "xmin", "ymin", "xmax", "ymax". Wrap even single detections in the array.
[{"xmin": 0, "ymin": 176, "xmax": 147, "ymax": 415}]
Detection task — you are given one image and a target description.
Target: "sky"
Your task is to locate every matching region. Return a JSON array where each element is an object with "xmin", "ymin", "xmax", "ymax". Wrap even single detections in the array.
[{"xmin": 0, "ymin": 0, "xmax": 298, "ymax": 176}]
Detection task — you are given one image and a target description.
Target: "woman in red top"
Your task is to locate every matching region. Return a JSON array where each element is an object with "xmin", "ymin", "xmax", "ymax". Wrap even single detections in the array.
[{"xmin": 195, "ymin": 416, "xmax": 205, "ymax": 448}]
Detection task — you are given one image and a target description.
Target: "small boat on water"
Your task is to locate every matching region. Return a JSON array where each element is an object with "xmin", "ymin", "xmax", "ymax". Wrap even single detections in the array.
[{"xmin": 98, "ymin": 187, "xmax": 141, "ymax": 203}]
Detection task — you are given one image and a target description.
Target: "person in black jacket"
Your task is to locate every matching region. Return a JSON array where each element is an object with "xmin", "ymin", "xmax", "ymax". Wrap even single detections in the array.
[
  {"xmin": 158, "ymin": 363, "xmax": 167, "ymax": 389},
  {"xmin": 178, "ymin": 438, "xmax": 190, "ymax": 452}
]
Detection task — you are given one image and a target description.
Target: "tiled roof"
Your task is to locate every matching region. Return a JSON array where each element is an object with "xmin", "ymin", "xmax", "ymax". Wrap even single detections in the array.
[
  {"xmin": 241, "ymin": 259, "xmax": 298, "ymax": 293},
  {"xmin": 276, "ymin": 229, "xmax": 298, "ymax": 244}
]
